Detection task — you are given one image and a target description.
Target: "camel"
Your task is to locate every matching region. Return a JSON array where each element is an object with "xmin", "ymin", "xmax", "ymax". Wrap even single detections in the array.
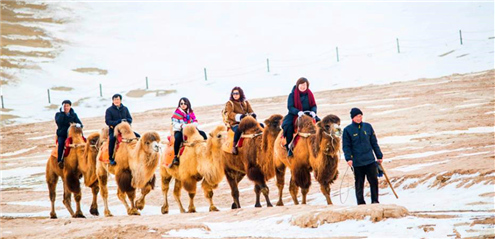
[
  {"xmin": 46, "ymin": 123, "xmax": 87, "ymax": 219},
  {"xmin": 160, "ymin": 124, "xmax": 227, "ymax": 214},
  {"xmin": 96, "ymin": 122, "xmax": 160, "ymax": 216},
  {"xmin": 309, "ymin": 114, "xmax": 342, "ymax": 205},
  {"xmin": 222, "ymin": 114, "xmax": 284, "ymax": 209},
  {"xmin": 273, "ymin": 114, "xmax": 342, "ymax": 205}
]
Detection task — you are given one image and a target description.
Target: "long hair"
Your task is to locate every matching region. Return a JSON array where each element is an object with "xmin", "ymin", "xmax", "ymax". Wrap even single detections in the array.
[
  {"xmin": 177, "ymin": 97, "xmax": 193, "ymax": 112},
  {"xmin": 229, "ymin": 86, "xmax": 246, "ymax": 102}
]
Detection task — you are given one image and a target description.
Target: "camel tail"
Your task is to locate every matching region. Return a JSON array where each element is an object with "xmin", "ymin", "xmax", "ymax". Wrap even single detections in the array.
[
  {"xmin": 117, "ymin": 168, "xmax": 134, "ymax": 192},
  {"xmin": 294, "ymin": 166, "xmax": 311, "ymax": 189}
]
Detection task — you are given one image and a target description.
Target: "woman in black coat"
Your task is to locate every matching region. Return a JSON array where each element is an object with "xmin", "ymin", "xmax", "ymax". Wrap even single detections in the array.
[{"xmin": 281, "ymin": 77, "xmax": 320, "ymax": 157}]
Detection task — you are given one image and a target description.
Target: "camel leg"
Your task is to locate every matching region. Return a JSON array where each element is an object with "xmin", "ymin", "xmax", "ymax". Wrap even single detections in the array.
[
  {"xmin": 136, "ymin": 177, "xmax": 154, "ymax": 211},
  {"xmin": 62, "ymin": 181, "xmax": 76, "ymax": 217},
  {"xmin": 173, "ymin": 179, "xmax": 186, "ymax": 213},
  {"xmin": 73, "ymin": 189, "xmax": 86, "ymax": 218},
  {"xmin": 254, "ymin": 184, "xmax": 262, "ymax": 208},
  {"xmin": 320, "ymin": 183, "xmax": 333, "ymax": 205},
  {"xmin": 301, "ymin": 187, "xmax": 309, "ymax": 205},
  {"xmin": 46, "ymin": 171, "xmax": 59, "ymax": 219},
  {"xmin": 261, "ymin": 183, "xmax": 273, "ymax": 207},
  {"xmin": 97, "ymin": 169, "xmax": 113, "ymax": 217},
  {"xmin": 117, "ymin": 188, "xmax": 132, "ymax": 215},
  {"xmin": 161, "ymin": 175, "xmax": 172, "ymax": 214},
  {"xmin": 289, "ymin": 176, "xmax": 300, "ymax": 205},
  {"xmin": 202, "ymin": 180, "xmax": 219, "ymax": 212},
  {"xmin": 186, "ymin": 179, "xmax": 197, "ymax": 213},
  {"xmin": 89, "ymin": 183, "xmax": 100, "ymax": 216},
  {"xmin": 126, "ymin": 189, "xmax": 140, "ymax": 216},
  {"xmin": 225, "ymin": 168, "xmax": 243, "ymax": 209},
  {"xmin": 275, "ymin": 164, "xmax": 286, "ymax": 206}
]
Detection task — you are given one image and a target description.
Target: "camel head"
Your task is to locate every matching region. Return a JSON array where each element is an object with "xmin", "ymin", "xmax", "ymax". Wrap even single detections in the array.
[
  {"xmin": 209, "ymin": 125, "xmax": 227, "ymax": 147},
  {"xmin": 264, "ymin": 114, "xmax": 283, "ymax": 135},
  {"xmin": 238, "ymin": 116, "xmax": 262, "ymax": 135},
  {"xmin": 297, "ymin": 115, "xmax": 316, "ymax": 134},
  {"xmin": 114, "ymin": 122, "xmax": 134, "ymax": 138},
  {"xmin": 139, "ymin": 131, "xmax": 161, "ymax": 154},
  {"xmin": 315, "ymin": 114, "xmax": 342, "ymax": 158},
  {"xmin": 68, "ymin": 122, "xmax": 83, "ymax": 138},
  {"xmin": 317, "ymin": 114, "xmax": 341, "ymax": 138}
]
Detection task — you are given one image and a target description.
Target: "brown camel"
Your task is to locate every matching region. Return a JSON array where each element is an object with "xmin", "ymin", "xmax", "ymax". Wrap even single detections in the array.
[
  {"xmin": 273, "ymin": 114, "xmax": 316, "ymax": 205},
  {"xmin": 46, "ymin": 123, "xmax": 87, "ymax": 219},
  {"xmin": 96, "ymin": 122, "xmax": 160, "ymax": 216},
  {"xmin": 160, "ymin": 124, "xmax": 227, "ymax": 213},
  {"xmin": 309, "ymin": 114, "xmax": 342, "ymax": 205},
  {"xmin": 80, "ymin": 132, "xmax": 102, "ymax": 216},
  {"xmin": 222, "ymin": 114, "xmax": 283, "ymax": 209}
]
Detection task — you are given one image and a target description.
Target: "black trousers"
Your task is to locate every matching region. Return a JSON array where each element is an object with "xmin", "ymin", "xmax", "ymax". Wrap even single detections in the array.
[
  {"xmin": 109, "ymin": 129, "xmax": 141, "ymax": 160},
  {"xmin": 174, "ymin": 130, "xmax": 207, "ymax": 156},
  {"xmin": 57, "ymin": 136, "xmax": 66, "ymax": 162},
  {"xmin": 353, "ymin": 162, "xmax": 379, "ymax": 205},
  {"xmin": 232, "ymin": 125, "xmax": 242, "ymax": 146}
]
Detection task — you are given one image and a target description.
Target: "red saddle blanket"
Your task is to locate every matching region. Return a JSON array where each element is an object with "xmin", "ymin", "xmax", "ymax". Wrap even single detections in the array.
[{"xmin": 51, "ymin": 136, "xmax": 86, "ymax": 158}]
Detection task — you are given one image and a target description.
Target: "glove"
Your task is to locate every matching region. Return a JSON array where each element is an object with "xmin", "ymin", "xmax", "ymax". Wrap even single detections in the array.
[
  {"xmin": 251, "ymin": 113, "xmax": 257, "ymax": 119},
  {"xmin": 240, "ymin": 114, "xmax": 246, "ymax": 120},
  {"xmin": 117, "ymin": 119, "xmax": 122, "ymax": 124},
  {"xmin": 121, "ymin": 119, "xmax": 127, "ymax": 122},
  {"xmin": 310, "ymin": 111, "xmax": 316, "ymax": 118},
  {"xmin": 297, "ymin": 111, "xmax": 304, "ymax": 117}
]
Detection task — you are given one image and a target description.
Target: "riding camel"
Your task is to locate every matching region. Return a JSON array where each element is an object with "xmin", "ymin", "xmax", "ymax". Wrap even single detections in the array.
[
  {"xmin": 96, "ymin": 122, "xmax": 160, "ymax": 216},
  {"xmin": 160, "ymin": 124, "xmax": 227, "ymax": 214},
  {"xmin": 222, "ymin": 114, "xmax": 284, "ymax": 209}
]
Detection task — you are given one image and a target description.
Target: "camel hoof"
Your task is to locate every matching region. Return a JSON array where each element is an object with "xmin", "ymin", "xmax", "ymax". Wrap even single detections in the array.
[
  {"xmin": 209, "ymin": 206, "xmax": 219, "ymax": 212},
  {"xmin": 187, "ymin": 208, "xmax": 196, "ymax": 213},
  {"xmin": 136, "ymin": 200, "xmax": 145, "ymax": 210},
  {"xmin": 73, "ymin": 213, "xmax": 86, "ymax": 218},
  {"xmin": 50, "ymin": 212, "xmax": 57, "ymax": 219},
  {"xmin": 254, "ymin": 203, "xmax": 262, "ymax": 208},
  {"xmin": 161, "ymin": 205, "xmax": 169, "ymax": 214},
  {"xmin": 90, "ymin": 207, "xmax": 99, "ymax": 216},
  {"xmin": 231, "ymin": 202, "xmax": 239, "ymax": 209},
  {"xmin": 128, "ymin": 208, "xmax": 141, "ymax": 216},
  {"xmin": 104, "ymin": 210, "xmax": 113, "ymax": 217},
  {"xmin": 267, "ymin": 203, "xmax": 273, "ymax": 207},
  {"xmin": 276, "ymin": 201, "xmax": 284, "ymax": 206}
]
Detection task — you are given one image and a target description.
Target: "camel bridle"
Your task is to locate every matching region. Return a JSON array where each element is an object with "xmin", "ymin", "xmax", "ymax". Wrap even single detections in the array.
[{"xmin": 241, "ymin": 132, "xmax": 263, "ymax": 139}]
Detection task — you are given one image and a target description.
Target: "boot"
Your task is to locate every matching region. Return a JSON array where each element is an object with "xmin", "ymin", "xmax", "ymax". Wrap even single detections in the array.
[
  {"xmin": 286, "ymin": 145, "xmax": 293, "ymax": 157},
  {"xmin": 170, "ymin": 156, "xmax": 180, "ymax": 168},
  {"xmin": 232, "ymin": 145, "xmax": 238, "ymax": 155},
  {"xmin": 109, "ymin": 158, "xmax": 117, "ymax": 166},
  {"xmin": 58, "ymin": 160, "xmax": 64, "ymax": 169}
]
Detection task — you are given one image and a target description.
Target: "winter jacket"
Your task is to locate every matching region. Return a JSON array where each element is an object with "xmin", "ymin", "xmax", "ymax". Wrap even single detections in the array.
[
  {"xmin": 343, "ymin": 121, "xmax": 383, "ymax": 167},
  {"xmin": 282, "ymin": 86, "xmax": 318, "ymax": 128},
  {"xmin": 171, "ymin": 108, "xmax": 199, "ymax": 132},
  {"xmin": 55, "ymin": 108, "xmax": 83, "ymax": 138},
  {"xmin": 224, "ymin": 100, "xmax": 254, "ymax": 127},
  {"xmin": 105, "ymin": 104, "xmax": 132, "ymax": 130}
]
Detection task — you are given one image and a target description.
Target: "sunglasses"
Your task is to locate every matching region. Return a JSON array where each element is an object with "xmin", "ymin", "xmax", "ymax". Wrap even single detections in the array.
[
  {"xmin": 180, "ymin": 102, "xmax": 187, "ymax": 105},
  {"xmin": 232, "ymin": 92, "xmax": 240, "ymax": 95}
]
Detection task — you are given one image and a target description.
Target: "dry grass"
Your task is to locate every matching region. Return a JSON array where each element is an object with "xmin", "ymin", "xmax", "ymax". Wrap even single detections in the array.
[{"xmin": 72, "ymin": 68, "xmax": 108, "ymax": 75}]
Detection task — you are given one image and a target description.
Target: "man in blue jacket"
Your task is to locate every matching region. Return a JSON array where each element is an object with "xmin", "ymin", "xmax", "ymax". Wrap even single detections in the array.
[
  {"xmin": 55, "ymin": 100, "xmax": 83, "ymax": 169},
  {"xmin": 105, "ymin": 94, "xmax": 136, "ymax": 166},
  {"xmin": 343, "ymin": 108, "xmax": 383, "ymax": 205}
]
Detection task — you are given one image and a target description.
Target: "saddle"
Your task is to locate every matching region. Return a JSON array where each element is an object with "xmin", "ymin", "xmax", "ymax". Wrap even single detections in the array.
[
  {"xmin": 51, "ymin": 136, "xmax": 87, "ymax": 159},
  {"xmin": 161, "ymin": 135, "xmax": 187, "ymax": 168},
  {"xmin": 221, "ymin": 128, "xmax": 245, "ymax": 154},
  {"xmin": 98, "ymin": 133, "xmax": 128, "ymax": 164}
]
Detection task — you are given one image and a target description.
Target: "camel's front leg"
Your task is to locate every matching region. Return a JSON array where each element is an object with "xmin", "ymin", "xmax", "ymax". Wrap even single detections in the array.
[
  {"xmin": 202, "ymin": 180, "xmax": 219, "ymax": 212},
  {"xmin": 161, "ymin": 174, "xmax": 172, "ymax": 214},
  {"xmin": 126, "ymin": 189, "xmax": 140, "ymax": 216},
  {"xmin": 275, "ymin": 164, "xmax": 286, "ymax": 206},
  {"xmin": 173, "ymin": 179, "xmax": 186, "ymax": 213},
  {"xmin": 320, "ymin": 184, "xmax": 333, "ymax": 205},
  {"xmin": 62, "ymin": 181, "xmax": 76, "ymax": 217},
  {"xmin": 90, "ymin": 183, "xmax": 100, "ymax": 216},
  {"xmin": 136, "ymin": 175, "xmax": 156, "ymax": 210},
  {"xmin": 289, "ymin": 176, "xmax": 300, "ymax": 205},
  {"xmin": 97, "ymin": 168, "xmax": 113, "ymax": 217}
]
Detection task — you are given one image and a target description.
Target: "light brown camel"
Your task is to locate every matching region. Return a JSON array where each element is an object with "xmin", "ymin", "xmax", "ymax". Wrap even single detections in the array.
[
  {"xmin": 80, "ymin": 132, "xmax": 102, "ymax": 216},
  {"xmin": 273, "ymin": 114, "xmax": 316, "ymax": 205},
  {"xmin": 46, "ymin": 123, "xmax": 87, "ymax": 219},
  {"xmin": 160, "ymin": 124, "xmax": 227, "ymax": 213},
  {"xmin": 96, "ymin": 122, "xmax": 160, "ymax": 216},
  {"xmin": 222, "ymin": 114, "xmax": 283, "ymax": 209},
  {"xmin": 308, "ymin": 114, "xmax": 342, "ymax": 205}
]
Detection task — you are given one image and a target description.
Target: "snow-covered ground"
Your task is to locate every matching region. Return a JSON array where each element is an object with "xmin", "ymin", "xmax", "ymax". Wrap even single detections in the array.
[{"xmin": 1, "ymin": 2, "xmax": 493, "ymax": 125}]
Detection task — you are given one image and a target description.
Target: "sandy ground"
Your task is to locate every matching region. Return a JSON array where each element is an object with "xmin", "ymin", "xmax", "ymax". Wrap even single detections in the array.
[{"xmin": 0, "ymin": 70, "xmax": 494, "ymax": 238}]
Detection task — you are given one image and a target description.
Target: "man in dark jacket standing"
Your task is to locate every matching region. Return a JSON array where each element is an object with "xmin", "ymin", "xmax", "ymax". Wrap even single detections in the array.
[
  {"xmin": 343, "ymin": 108, "xmax": 383, "ymax": 205},
  {"xmin": 55, "ymin": 100, "xmax": 83, "ymax": 169},
  {"xmin": 105, "ymin": 94, "xmax": 135, "ymax": 166}
]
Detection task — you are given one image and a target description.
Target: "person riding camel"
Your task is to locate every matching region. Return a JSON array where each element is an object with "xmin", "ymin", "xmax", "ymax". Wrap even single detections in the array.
[
  {"xmin": 224, "ymin": 86, "xmax": 257, "ymax": 155},
  {"xmin": 55, "ymin": 99, "xmax": 83, "ymax": 169},
  {"xmin": 169, "ymin": 97, "xmax": 207, "ymax": 168},
  {"xmin": 281, "ymin": 77, "xmax": 320, "ymax": 157}
]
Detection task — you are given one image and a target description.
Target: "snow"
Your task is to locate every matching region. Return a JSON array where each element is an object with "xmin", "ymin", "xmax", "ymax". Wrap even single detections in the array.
[
  {"xmin": 0, "ymin": 146, "xmax": 37, "ymax": 157},
  {"xmin": 380, "ymin": 126, "xmax": 494, "ymax": 145},
  {"xmin": 394, "ymin": 160, "xmax": 450, "ymax": 172},
  {"xmin": 2, "ymin": 2, "xmax": 493, "ymax": 125}
]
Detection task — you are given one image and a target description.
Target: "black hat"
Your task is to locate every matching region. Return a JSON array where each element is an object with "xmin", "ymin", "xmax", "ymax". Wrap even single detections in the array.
[
  {"xmin": 112, "ymin": 94, "xmax": 122, "ymax": 100},
  {"xmin": 350, "ymin": 108, "xmax": 363, "ymax": 119},
  {"xmin": 61, "ymin": 100, "xmax": 72, "ymax": 106}
]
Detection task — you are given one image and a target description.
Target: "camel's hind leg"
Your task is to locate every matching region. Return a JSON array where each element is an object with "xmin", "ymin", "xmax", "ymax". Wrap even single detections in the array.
[
  {"xmin": 254, "ymin": 184, "xmax": 262, "ymax": 208},
  {"xmin": 136, "ymin": 175, "xmax": 156, "ymax": 210},
  {"xmin": 46, "ymin": 169, "xmax": 59, "ymax": 219},
  {"xmin": 62, "ymin": 181, "xmax": 76, "ymax": 217},
  {"xmin": 320, "ymin": 183, "xmax": 333, "ymax": 205},
  {"xmin": 202, "ymin": 180, "xmax": 219, "ymax": 212},
  {"xmin": 126, "ymin": 189, "xmax": 140, "ymax": 216},
  {"xmin": 225, "ymin": 168, "xmax": 244, "ymax": 209},
  {"xmin": 260, "ymin": 183, "xmax": 273, "ymax": 207},
  {"xmin": 275, "ymin": 164, "xmax": 286, "ymax": 206},
  {"xmin": 172, "ymin": 179, "xmax": 186, "ymax": 213},
  {"xmin": 73, "ymin": 183, "xmax": 86, "ymax": 218},
  {"xmin": 89, "ymin": 182, "xmax": 100, "ymax": 216},
  {"xmin": 161, "ymin": 174, "xmax": 172, "ymax": 214},
  {"xmin": 116, "ymin": 188, "xmax": 132, "ymax": 215},
  {"xmin": 97, "ymin": 168, "xmax": 113, "ymax": 217},
  {"xmin": 289, "ymin": 176, "xmax": 300, "ymax": 205},
  {"xmin": 301, "ymin": 187, "xmax": 309, "ymax": 205}
]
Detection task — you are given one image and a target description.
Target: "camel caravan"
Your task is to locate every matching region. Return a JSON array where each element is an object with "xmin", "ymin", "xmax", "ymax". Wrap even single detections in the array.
[{"xmin": 47, "ymin": 77, "xmax": 386, "ymax": 218}]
